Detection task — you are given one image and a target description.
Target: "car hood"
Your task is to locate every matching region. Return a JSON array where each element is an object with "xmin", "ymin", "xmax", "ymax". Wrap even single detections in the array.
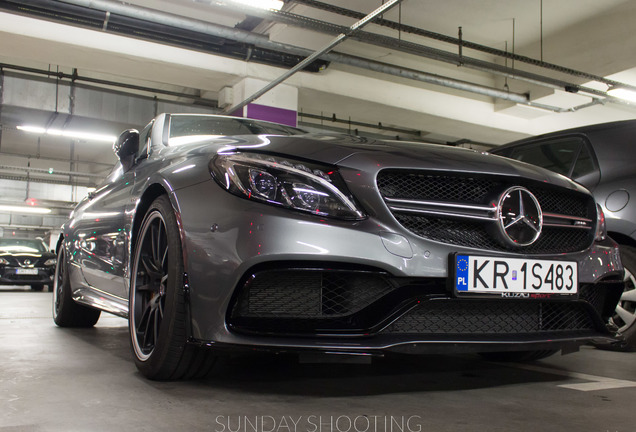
[
  {"xmin": 201, "ymin": 133, "xmax": 585, "ymax": 192},
  {"xmin": 0, "ymin": 251, "xmax": 54, "ymax": 267},
  {"xmin": 160, "ymin": 133, "xmax": 587, "ymax": 194}
]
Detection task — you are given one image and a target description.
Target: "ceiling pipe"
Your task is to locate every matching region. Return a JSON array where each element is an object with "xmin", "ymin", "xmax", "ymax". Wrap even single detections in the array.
[
  {"xmin": 0, "ymin": 63, "xmax": 216, "ymax": 106},
  {"xmin": 327, "ymin": 52, "xmax": 538, "ymax": 106},
  {"xmin": 208, "ymin": 0, "xmax": 636, "ymax": 106},
  {"xmin": 13, "ymin": 0, "xmax": 633, "ymax": 110},
  {"xmin": 0, "ymin": 164, "xmax": 104, "ymax": 178},
  {"xmin": 291, "ymin": 0, "xmax": 636, "ymax": 92},
  {"xmin": 54, "ymin": 0, "xmax": 550, "ymax": 109},
  {"xmin": 223, "ymin": 0, "xmax": 402, "ymax": 114},
  {"xmin": 0, "ymin": 223, "xmax": 62, "ymax": 230},
  {"xmin": 0, "ymin": 173, "xmax": 97, "ymax": 188},
  {"xmin": 0, "ymin": 145, "xmax": 114, "ymax": 168}
]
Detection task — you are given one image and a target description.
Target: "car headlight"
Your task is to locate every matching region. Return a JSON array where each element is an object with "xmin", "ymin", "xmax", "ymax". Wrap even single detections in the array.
[
  {"xmin": 595, "ymin": 203, "xmax": 607, "ymax": 241},
  {"xmin": 44, "ymin": 258, "xmax": 57, "ymax": 266},
  {"xmin": 210, "ymin": 153, "xmax": 365, "ymax": 220},
  {"xmin": 0, "ymin": 258, "xmax": 8, "ymax": 265}
]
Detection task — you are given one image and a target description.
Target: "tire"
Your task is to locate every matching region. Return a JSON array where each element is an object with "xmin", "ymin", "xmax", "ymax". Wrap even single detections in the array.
[
  {"xmin": 602, "ymin": 245, "xmax": 636, "ymax": 352},
  {"xmin": 31, "ymin": 284, "xmax": 44, "ymax": 292},
  {"xmin": 52, "ymin": 246, "xmax": 101, "ymax": 327},
  {"xmin": 479, "ymin": 350, "xmax": 558, "ymax": 362},
  {"xmin": 129, "ymin": 195, "xmax": 216, "ymax": 380}
]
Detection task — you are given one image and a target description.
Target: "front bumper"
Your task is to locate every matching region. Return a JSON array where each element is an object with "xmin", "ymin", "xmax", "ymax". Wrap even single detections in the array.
[
  {"xmin": 215, "ymin": 264, "xmax": 624, "ymax": 354},
  {"xmin": 174, "ymin": 179, "xmax": 625, "ymax": 354},
  {"xmin": 0, "ymin": 267, "xmax": 54, "ymax": 286},
  {"xmin": 227, "ymin": 267, "xmax": 623, "ymax": 337}
]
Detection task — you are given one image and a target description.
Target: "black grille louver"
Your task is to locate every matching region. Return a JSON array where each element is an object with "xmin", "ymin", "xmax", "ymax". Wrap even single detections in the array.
[{"xmin": 394, "ymin": 215, "xmax": 592, "ymax": 254}]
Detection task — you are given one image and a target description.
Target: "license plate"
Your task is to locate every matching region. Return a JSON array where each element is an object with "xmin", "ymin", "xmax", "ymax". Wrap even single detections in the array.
[
  {"xmin": 16, "ymin": 268, "xmax": 38, "ymax": 275},
  {"xmin": 454, "ymin": 254, "xmax": 577, "ymax": 297}
]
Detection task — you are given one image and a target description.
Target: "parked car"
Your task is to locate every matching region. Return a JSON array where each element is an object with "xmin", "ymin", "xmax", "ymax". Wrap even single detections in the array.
[
  {"xmin": 53, "ymin": 114, "xmax": 625, "ymax": 380},
  {"xmin": 492, "ymin": 120, "xmax": 636, "ymax": 350},
  {"xmin": 0, "ymin": 237, "xmax": 56, "ymax": 291}
]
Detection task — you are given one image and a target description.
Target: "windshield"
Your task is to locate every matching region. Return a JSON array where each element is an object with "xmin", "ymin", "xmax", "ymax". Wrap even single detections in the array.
[
  {"xmin": 0, "ymin": 238, "xmax": 48, "ymax": 254},
  {"xmin": 168, "ymin": 115, "xmax": 305, "ymax": 146}
]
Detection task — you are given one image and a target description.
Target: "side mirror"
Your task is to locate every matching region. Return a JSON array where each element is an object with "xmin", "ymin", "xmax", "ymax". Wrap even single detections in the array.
[{"xmin": 113, "ymin": 129, "xmax": 139, "ymax": 171}]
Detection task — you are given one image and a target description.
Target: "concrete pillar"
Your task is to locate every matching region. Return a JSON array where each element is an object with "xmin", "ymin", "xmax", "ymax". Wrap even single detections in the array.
[{"xmin": 223, "ymin": 77, "xmax": 298, "ymax": 127}]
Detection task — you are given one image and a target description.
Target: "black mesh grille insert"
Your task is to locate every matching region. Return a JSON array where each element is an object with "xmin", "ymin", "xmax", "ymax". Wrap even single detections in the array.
[
  {"xmin": 528, "ymin": 187, "xmax": 589, "ymax": 217},
  {"xmin": 377, "ymin": 172, "xmax": 497, "ymax": 204},
  {"xmin": 395, "ymin": 215, "xmax": 592, "ymax": 254},
  {"xmin": 233, "ymin": 270, "xmax": 396, "ymax": 319},
  {"xmin": 579, "ymin": 285, "xmax": 605, "ymax": 316},
  {"xmin": 383, "ymin": 300, "xmax": 596, "ymax": 334},
  {"xmin": 229, "ymin": 268, "xmax": 609, "ymax": 337}
]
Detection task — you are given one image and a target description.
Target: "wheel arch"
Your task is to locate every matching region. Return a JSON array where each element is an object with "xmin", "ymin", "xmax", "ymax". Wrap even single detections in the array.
[
  {"xmin": 129, "ymin": 181, "xmax": 197, "ymax": 362},
  {"xmin": 131, "ymin": 183, "xmax": 172, "ymax": 257},
  {"xmin": 608, "ymin": 231, "xmax": 636, "ymax": 248},
  {"xmin": 130, "ymin": 180, "xmax": 189, "ymax": 289},
  {"xmin": 55, "ymin": 232, "xmax": 65, "ymax": 255}
]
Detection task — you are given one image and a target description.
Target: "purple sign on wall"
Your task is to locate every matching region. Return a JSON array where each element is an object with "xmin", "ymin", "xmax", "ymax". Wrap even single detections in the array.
[{"xmin": 246, "ymin": 103, "xmax": 297, "ymax": 127}]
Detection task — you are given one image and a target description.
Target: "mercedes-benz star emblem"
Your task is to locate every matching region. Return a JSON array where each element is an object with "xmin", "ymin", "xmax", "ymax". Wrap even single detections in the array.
[{"xmin": 496, "ymin": 186, "xmax": 543, "ymax": 247}]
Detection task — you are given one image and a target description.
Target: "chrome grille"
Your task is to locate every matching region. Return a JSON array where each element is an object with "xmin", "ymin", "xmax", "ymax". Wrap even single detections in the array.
[{"xmin": 377, "ymin": 170, "xmax": 596, "ymax": 254}]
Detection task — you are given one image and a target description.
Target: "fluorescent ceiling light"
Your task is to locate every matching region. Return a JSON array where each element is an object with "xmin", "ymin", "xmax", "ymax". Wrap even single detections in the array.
[
  {"xmin": 607, "ymin": 87, "xmax": 636, "ymax": 103},
  {"xmin": 17, "ymin": 125, "xmax": 117, "ymax": 143},
  {"xmin": 0, "ymin": 204, "xmax": 52, "ymax": 214},
  {"xmin": 226, "ymin": 0, "xmax": 284, "ymax": 10}
]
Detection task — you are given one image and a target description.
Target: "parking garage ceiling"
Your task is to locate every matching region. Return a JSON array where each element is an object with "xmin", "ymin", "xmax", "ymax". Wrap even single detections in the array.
[{"xmin": 1, "ymin": 0, "xmax": 636, "ymax": 235}]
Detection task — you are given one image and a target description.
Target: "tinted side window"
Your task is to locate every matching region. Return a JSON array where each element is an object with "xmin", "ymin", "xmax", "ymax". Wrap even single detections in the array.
[
  {"xmin": 571, "ymin": 144, "xmax": 595, "ymax": 178},
  {"xmin": 508, "ymin": 138, "xmax": 581, "ymax": 176}
]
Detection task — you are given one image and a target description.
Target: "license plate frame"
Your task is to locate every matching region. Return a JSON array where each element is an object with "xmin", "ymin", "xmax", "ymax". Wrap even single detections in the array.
[
  {"xmin": 451, "ymin": 253, "xmax": 578, "ymax": 299},
  {"xmin": 16, "ymin": 268, "xmax": 39, "ymax": 275}
]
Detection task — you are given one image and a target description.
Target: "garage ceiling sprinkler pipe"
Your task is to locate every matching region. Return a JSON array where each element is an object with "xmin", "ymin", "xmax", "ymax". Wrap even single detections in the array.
[
  {"xmin": 210, "ymin": 0, "xmax": 636, "ymax": 107},
  {"xmin": 292, "ymin": 0, "xmax": 636, "ymax": 93},
  {"xmin": 222, "ymin": 0, "xmax": 402, "ymax": 115},
  {"xmin": 51, "ymin": 0, "xmax": 560, "ymax": 110}
]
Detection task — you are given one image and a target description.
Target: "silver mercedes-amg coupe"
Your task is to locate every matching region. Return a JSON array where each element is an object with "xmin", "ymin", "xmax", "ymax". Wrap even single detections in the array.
[{"xmin": 52, "ymin": 114, "xmax": 625, "ymax": 380}]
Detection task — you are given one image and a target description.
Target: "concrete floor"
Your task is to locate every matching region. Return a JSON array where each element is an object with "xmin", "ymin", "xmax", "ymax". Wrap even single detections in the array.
[{"xmin": 1, "ymin": 287, "xmax": 635, "ymax": 432}]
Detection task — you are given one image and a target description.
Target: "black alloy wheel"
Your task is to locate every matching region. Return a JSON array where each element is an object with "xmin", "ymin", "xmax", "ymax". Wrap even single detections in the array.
[
  {"xmin": 52, "ymin": 246, "xmax": 101, "ymax": 327},
  {"xmin": 130, "ymin": 208, "xmax": 169, "ymax": 361},
  {"xmin": 129, "ymin": 195, "xmax": 216, "ymax": 380},
  {"xmin": 602, "ymin": 245, "xmax": 636, "ymax": 351}
]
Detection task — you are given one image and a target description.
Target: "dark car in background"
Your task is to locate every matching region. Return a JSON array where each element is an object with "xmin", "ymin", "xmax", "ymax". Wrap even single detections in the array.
[
  {"xmin": 0, "ymin": 238, "xmax": 56, "ymax": 291},
  {"xmin": 492, "ymin": 120, "xmax": 636, "ymax": 350},
  {"xmin": 53, "ymin": 114, "xmax": 625, "ymax": 380}
]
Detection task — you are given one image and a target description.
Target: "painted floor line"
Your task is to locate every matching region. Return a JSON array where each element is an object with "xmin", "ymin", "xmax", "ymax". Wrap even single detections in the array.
[{"xmin": 498, "ymin": 362, "xmax": 636, "ymax": 392}]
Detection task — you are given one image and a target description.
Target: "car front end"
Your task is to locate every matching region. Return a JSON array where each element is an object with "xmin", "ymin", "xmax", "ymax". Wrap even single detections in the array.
[
  {"xmin": 167, "ymin": 136, "xmax": 625, "ymax": 357},
  {"xmin": 0, "ymin": 239, "xmax": 56, "ymax": 289}
]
